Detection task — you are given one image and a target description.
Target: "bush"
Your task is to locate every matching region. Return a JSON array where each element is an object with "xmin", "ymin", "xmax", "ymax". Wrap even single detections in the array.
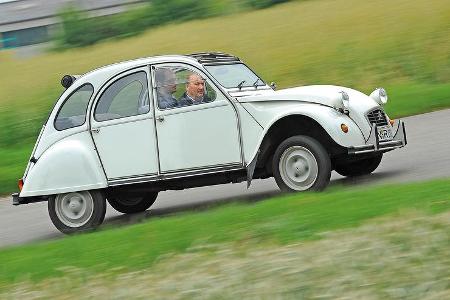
[
  {"xmin": 244, "ymin": 0, "xmax": 291, "ymax": 9},
  {"xmin": 56, "ymin": 0, "xmax": 293, "ymax": 48}
]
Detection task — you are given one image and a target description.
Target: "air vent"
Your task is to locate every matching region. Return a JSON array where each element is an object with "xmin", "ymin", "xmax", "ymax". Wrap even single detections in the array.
[{"xmin": 367, "ymin": 109, "xmax": 388, "ymax": 126}]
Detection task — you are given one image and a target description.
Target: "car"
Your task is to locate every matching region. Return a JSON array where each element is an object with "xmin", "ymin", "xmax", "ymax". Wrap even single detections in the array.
[{"xmin": 12, "ymin": 52, "xmax": 407, "ymax": 234}]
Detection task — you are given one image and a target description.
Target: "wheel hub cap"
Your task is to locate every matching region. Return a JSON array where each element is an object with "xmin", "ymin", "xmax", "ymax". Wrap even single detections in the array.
[
  {"xmin": 55, "ymin": 192, "xmax": 94, "ymax": 228},
  {"xmin": 279, "ymin": 146, "xmax": 319, "ymax": 191}
]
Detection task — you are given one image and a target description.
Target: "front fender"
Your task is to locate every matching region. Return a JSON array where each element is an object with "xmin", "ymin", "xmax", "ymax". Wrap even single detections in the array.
[
  {"xmin": 242, "ymin": 101, "xmax": 366, "ymax": 163},
  {"xmin": 20, "ymin": 132, "xmax": 107, "ymax": 197}
]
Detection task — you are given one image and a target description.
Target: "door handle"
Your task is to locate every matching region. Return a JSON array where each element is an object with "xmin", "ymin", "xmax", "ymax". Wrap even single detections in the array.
[
  {"xmin": 157, "ymin": 116, "xmax": 165, "ymax": 122},
  {"xmin": 91, "ymin": 128, "xmax": 100, "ymax": 134}
]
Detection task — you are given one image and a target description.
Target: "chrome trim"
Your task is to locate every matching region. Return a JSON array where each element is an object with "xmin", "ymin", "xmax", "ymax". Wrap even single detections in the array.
[
  {"xmin": 108, "ymin": 173, "xmax": 159, "ymax": 186},
  {"xmin": 162, "ymin": 163, "xmax": 243, "ymax": 178},
  {"xmin": 348, "ymin": 120, "xmax": 406, "ymax": 155},
  {"xmin": 108, "ymin": 163, "xmax": 243, "ymax": 186}
]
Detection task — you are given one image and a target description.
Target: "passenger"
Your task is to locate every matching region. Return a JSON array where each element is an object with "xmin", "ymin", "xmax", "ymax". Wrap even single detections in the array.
[
  {"xmin": 178, "ymin": 73, "xmax": 211, "ymax": 107},
  {"xmin": 155, "ymin": 68, "xmax": 178, "ymax": 109}
]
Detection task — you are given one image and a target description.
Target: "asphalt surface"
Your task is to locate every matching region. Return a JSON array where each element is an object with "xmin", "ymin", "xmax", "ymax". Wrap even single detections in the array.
[{"xmin": 1, "ymin": 109, "xmax": 449, "ymax": 249}]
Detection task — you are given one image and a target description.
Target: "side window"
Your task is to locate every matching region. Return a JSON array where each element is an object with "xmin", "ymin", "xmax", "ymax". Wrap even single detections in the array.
[
  {"xmin": 95, "ymin": 71, "xmax": 149, "ymax": 122},
  {"xmin": 55, "ymin": 84, "xmax": 93, "ymax": 131},
  {"xmin": 155, "ymin": 66, "xmax": 216, "ymax": 110}
]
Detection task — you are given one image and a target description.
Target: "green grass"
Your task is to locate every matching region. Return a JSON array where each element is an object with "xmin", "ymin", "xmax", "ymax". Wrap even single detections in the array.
[
  {"xmin": 0, "ymin": 147, "xmax": 30, "ymax": 194},
  {"xmin": 0, "ymin": 179, "xmax": 449, "ymax": 288},
  {"xmin": 385, "ymin": 83, "xmax": 450, "ymax": 117}
]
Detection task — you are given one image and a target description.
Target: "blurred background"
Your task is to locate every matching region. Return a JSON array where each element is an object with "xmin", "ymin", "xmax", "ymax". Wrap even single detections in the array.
[
  {"xmin": 0, "ymin": 0, "xmax": 449, "ymax": 193},
  {"xmin": 0, "ymin": 1, "xmax": 449, "ymax": 298}
]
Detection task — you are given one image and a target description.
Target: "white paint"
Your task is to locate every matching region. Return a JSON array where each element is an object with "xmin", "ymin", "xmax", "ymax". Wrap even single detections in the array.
[
  {"xmin": 89, "ymin": 67, "xmax": 159, "ymax": 179},
  {"xmin": 20, "ymin": 54, "xmax": 402, "ymax": 199},
  {"xmin": 235, "ymin": 104, "xmax": 264, "ymax": 164},
  {"xmin": 238, "ymin": 85, "xmax": 380, "ymax": 139},
  {"xmin": 156, "ymin": 99, "xmax": 242, "ymax": 172},
  {"xmin": 242, "ymin": 102, "xmax": 366, "ymax": 163},
  {"xmin": 91, "ymin": 116, "xmax": 159, "ymax": 179},
  {"xmin": 20, "ymin": 132, "xmax": 107, "ymax": 197}
]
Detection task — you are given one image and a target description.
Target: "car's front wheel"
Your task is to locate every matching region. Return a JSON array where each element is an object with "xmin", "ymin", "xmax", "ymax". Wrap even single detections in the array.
[
  {"xmin": 273, "ymin": 135, "xmax": 331, "ymax": 192},
  {"xmin": 107, "ymin": 192, "xmax": 158, "ymax": 214},
  {"xmin": 48, "ymin": 190, "xmax": 106, "ymax": 234},
  {"xmin": 334, "ymin": 153, "xmax": 383, "ymax": 177}
]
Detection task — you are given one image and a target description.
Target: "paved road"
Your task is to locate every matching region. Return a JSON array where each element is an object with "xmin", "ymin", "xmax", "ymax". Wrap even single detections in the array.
[{"xmin": 1, "ymin": 109, "xmax": 449, "ymax": 249}]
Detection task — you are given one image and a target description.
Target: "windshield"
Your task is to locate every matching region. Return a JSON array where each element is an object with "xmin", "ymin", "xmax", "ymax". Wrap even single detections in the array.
[{"xmin": 205, "ymin": 63, "xmax": 266, "ymax": 89}]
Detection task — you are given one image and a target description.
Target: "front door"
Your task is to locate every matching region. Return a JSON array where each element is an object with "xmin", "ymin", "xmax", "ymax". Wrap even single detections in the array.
[
  {"xmin": 152, "ymin": 64, "xmax": 242, "ymax": 173},
  {"xmin": 90, "ymin": 68, "xmax": 158, "ymax": 180}
]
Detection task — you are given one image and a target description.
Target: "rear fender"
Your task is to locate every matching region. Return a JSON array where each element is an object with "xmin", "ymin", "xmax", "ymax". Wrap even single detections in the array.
[{"xmin": 20, "ymin": 132, "xmax": 107, "ymax": 197}]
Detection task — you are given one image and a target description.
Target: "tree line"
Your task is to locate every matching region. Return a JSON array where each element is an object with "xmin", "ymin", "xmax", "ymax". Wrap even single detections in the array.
[{"xmin": 57, "ymin": 0, "xmax": 291, "ymax": 48}]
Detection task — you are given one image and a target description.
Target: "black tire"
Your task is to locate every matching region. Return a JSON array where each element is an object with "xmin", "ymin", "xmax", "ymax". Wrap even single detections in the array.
[
  {"xmin": 334, "ymin": 153, "xmax": 383, "ymax": 177},
  {"xmin": 272, "ymin": 135, "xmax": 331, "ymax": 192},
  {"xmin": 107, "ymin": 192, "xmax": 158, "ymax": 214},
  {"xmin": 48, "ymin": 190, "xmax": 106, "ymax": 235}
]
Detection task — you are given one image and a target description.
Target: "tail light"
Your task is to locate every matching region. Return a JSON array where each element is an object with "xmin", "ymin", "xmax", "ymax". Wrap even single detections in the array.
[{"xmin": 18, "ymin": 178, "xmax": 24, "ymax": 191}]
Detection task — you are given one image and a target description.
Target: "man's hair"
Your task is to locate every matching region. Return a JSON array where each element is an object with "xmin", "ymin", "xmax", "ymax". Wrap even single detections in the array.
[
  {"xmin": 155, "ymin": 68, "xmax": 173, "ymax": 87},
  {"xmin": 186, "ymin": 72, "xmax": 203, "ymax": 84}
]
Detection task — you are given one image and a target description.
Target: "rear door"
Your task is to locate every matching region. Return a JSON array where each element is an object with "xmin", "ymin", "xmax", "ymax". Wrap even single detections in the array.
[{"xmin": 90, "ymin": 67, "xmax": 159, "ymax": 181}]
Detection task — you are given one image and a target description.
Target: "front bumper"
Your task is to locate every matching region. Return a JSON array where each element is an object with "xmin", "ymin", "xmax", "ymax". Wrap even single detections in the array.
[{"xmin": 348, "ymin": 120, "xmax": 407, "ymax": 155}]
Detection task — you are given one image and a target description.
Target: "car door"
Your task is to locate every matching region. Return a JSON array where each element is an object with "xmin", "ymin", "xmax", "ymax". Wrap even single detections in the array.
[
  {"xmin": 90, "ymin": 67, "xmax": 159, "ymax": 181},
  {"xmin": 152, "ymin": 64, "xmax": 243, "ymax": 174}
]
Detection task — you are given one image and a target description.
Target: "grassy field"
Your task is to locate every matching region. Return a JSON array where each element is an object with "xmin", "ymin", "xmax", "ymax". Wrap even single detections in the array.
[
  {"xmin": 0, "ymin": 179, "xmax": 449, "ymax": 291},
  {"xmin": 3, "ymin": 210, "xmax": 449, "ymax": 298},
  {"xmin": 0, "ymin": 0, "xmax": 449, "ymax": 194}
]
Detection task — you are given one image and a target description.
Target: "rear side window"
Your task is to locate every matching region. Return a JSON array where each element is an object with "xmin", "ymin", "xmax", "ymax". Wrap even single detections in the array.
[
  {"xmin": 54, "ymin": 84, "xmax": 94, "ymax": 131},
  {"xmin": 94, "ymin": 71, "xmax": 150, "ymax": 122}
]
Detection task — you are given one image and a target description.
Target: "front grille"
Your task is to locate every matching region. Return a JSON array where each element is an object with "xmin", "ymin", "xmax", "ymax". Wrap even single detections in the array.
[{"xmin": 367, "ymin": 109, "xmax": 388, "ymax": 126}]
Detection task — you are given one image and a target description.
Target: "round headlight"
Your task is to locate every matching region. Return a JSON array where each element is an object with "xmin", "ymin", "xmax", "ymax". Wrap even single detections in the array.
[
  {"xmin": 370, "ymin": 87, "xmax": 388, "ymax": 105},
  {"xmin": 378, "ymin": 88, "xmax": 388, "ymax": 104}
]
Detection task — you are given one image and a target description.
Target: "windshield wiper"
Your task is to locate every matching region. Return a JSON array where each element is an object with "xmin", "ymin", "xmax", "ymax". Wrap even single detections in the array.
[
  {"xmin": 252, "ymin": 78, "xmax": 263, "ymax": 89},
  {"xmin": 237, "ymin": 80, "xmax": 246, "ymax": 91}
]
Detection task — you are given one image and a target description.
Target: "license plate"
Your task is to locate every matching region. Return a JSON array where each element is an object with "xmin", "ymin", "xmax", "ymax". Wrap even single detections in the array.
[{"xmin": 377, "ymin": 125, "xmax": 393, "ymax": 141}]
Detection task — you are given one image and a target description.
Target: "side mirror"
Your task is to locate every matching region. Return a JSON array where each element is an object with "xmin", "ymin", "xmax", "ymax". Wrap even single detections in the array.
[{"xmin": 270, "ymin": 82, "xmax": 277, "ymax": 90}]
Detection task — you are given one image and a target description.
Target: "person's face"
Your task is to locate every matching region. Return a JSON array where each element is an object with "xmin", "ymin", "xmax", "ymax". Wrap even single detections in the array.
[
  {"xmin": 186, "ymin": 74, "xmax": 205, "ymax": 100},
  {"xmin": 164, "ymin": 73, "xmax": 177, "ymax": 94}
]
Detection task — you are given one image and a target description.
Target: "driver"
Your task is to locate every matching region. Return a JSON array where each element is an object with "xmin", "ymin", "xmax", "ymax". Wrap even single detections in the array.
[{"xmin": 178, "ymin": 72, "xmax": 211, "ymax": 107}]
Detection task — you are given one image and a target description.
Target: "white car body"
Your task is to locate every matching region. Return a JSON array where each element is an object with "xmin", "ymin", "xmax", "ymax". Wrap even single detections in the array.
[{"xmin": 12, "ymin": 53, "xmax": 406, "ymax": 233}]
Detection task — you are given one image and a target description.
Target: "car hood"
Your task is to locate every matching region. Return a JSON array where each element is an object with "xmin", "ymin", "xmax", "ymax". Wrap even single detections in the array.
[
  {"xmin": 234, "ymin": 85, "xmax": 385, "ymax": 138},
  {"xmin": 235, "ymin": 85, "xmax": 378, "ymax": 112}
]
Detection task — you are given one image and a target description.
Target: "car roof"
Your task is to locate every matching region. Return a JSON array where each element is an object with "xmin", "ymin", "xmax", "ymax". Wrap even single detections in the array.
[
  {"xmin": 83, "ymin": 55, "xmax": 195, "ymax": 79},
  {"xmin": 73, "ymin": 52, "xmax": 242, "ymax": 88}
]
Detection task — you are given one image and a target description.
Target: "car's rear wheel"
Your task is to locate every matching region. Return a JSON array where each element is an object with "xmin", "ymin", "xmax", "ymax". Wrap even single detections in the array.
[
  {"xmin": 334, "ymin": 153, "xmax": 383, "ymax": 177},
  {"xmin": 48, "ymin": 190, "xmax": 106, "ymax": 234},
  {"xmin": 273, "ymin": 135, "xmax": 331, "ymax": 192},
  {"xmin": 107, "ymin": 192, "xmax": 158, "ymax": 214}
]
